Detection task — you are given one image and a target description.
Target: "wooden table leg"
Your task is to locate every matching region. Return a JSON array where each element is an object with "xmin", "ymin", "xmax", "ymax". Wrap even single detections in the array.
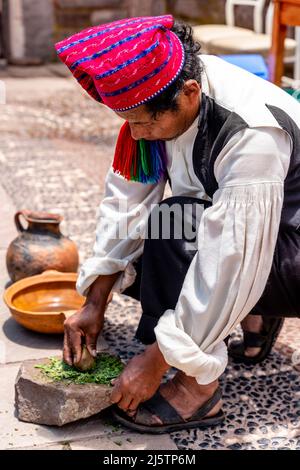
[{"xmin": 269, "ymin": 2, "xmax": 288, "ymax": 85}]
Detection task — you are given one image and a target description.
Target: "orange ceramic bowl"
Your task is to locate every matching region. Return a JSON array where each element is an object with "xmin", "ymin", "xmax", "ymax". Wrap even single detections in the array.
[{"xmin": 3, "ymin": 270, "xmax": 85, "ymax": 334}]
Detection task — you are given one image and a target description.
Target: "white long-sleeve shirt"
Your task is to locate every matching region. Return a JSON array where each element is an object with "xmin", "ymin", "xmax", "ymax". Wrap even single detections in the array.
[{"xmin": 77, "ymin": 55, "xmax": 299, "ymax": 384}]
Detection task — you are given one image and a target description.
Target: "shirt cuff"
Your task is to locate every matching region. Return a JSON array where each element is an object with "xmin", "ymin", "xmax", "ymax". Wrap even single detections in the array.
[
  {"xmin": 154, "ymin": 309, "xmax": 228, "ymax": 384},
  {"xmin": 76, "ymin": 257, "xmax": 137, "ymax": 297}
]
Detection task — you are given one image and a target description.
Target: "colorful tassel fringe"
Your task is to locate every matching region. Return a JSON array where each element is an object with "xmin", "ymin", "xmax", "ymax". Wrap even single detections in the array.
[{"xmin": 112, "ymin": 121, "xmax": 167, "ymax": 184}]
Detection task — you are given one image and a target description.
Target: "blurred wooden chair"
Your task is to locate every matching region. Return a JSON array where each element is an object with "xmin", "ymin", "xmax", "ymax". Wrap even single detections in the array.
[
  {"xmin": 269, "ymin": 0, "xmax": 300, "ymax": 85},
  {"xmin": 193, "ymin": 0, "xmax": 296, "ymax": 59},
  {"xmin": 193, "ymin": 0, "xmax": 263, "ymax": 53}
]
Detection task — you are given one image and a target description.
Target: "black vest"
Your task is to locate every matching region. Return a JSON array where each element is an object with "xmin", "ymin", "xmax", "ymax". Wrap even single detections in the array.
[{"xmin": 191, "ymin": 93, "xmax": 300, "ymax": 233}]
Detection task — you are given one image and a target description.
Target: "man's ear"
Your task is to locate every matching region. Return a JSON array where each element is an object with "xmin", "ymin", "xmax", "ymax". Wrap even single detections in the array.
[{"xmin": 183, "ymin": 80, "xmax": 201, "ymax": 99}]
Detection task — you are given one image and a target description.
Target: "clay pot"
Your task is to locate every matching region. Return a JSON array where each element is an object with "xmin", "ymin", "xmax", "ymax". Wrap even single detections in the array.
[
  {"xmin": 6, "ymin": 210, "xmax": 79, "ymax": 282},
  {"xmin": 3, "ymin": 270, "xmax": 113, "ymax": 334},
  {"xmin": 3, "ymin": 270, "xmax": 83, "ymax": 334}
]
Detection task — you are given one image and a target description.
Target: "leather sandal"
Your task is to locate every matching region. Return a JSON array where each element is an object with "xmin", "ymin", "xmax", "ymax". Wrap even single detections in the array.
[
  {"xmin": 228, "ymin": 317, "xmax": 284, "ymax": 365},
  {"xmin": 111, "ymin": 387, "xmax": 224, "ymax": 434}
]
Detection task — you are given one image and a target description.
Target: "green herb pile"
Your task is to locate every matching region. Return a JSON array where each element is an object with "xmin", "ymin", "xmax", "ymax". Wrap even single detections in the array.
[{"xmin": 35, "ymin": 353, "xmax": 123, "ymax": 385}]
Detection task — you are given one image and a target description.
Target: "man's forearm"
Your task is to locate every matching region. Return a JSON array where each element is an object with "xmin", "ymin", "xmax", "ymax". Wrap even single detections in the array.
[{"xmin": 84, "ymin": 272, "xmax": 121, "ymax": 309}]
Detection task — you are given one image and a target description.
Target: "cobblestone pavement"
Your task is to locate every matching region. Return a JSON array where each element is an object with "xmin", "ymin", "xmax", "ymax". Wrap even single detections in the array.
[{"xmin": 0, "ymin": 72, "xmax": 300, "ymax": 450}]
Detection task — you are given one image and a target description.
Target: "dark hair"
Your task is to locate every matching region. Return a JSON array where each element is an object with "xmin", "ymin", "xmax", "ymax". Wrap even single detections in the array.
[{"xmin": 145, "ymin": 20, "xmax": 203, "ymax": 118}]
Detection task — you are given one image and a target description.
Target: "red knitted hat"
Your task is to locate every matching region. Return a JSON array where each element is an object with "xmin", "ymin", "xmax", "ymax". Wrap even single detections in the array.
[{"xmin": 55, "ymin": 15, "xmax": 184, "ymax": 111}]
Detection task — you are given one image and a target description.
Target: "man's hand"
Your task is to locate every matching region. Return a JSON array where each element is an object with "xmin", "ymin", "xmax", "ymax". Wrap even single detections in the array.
[
  {"xmin": 110, "ymin": 342, "xmax": 169, "ymax": 414},
  {"xmin": 63, "ymin": 272, "xmax": 120, "ymax": 366},
  {"xmin": 63, "ymin": 303, "xmax": 104, "ymax": 366}
]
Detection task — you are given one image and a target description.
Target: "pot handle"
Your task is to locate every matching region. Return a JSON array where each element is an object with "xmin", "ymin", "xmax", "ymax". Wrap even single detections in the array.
[{"xmin": 14, "ymin": 210, "xmax": 28, "ymax": 233}]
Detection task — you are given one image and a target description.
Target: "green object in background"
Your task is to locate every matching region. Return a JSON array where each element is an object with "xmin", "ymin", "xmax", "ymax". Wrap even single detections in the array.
[
  {"xmin": 283, "ymin": 88, "xmax": 300, "ymax": 102},
  {"xmin": 35, "ymin": 353, "xmax": 124, "ymax": 385}
]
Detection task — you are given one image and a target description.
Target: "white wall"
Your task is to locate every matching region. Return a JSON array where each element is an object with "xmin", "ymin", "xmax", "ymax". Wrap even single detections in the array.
[{"xmin": 8, "ymin": 0, "xmax": 25, "ymax": 60}]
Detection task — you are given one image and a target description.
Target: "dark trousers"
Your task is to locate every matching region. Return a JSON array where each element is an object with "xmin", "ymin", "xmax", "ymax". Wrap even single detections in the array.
[
  {"xmin": 123, "ymin": 196, "xmax": 209, "ymax": 344},
  {"xmin": 122, "ymin": 196, "xmax": 300, "ymax": 345},
  {"xmin": 252, "ymin": 226, "xmax": 300, "ymax": 318}
]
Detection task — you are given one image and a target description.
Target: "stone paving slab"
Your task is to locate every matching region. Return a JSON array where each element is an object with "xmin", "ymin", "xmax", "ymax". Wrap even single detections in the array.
[
  {"xmin": 0, "ymin": 362, "xmax": 176, "ymax": 450},
  {"xmin": 12, "ymin": 443, "xmax": 70, "ymax": 450},
  {"xmin": 70, "ymin": 433, "xmax": 178, "ymax": 451}
]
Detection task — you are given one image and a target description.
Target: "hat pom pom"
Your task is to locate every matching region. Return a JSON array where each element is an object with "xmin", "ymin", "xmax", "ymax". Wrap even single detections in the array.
[{"xmin": 112, "ymin": 121, "xmax": 167, "ymax": 184}]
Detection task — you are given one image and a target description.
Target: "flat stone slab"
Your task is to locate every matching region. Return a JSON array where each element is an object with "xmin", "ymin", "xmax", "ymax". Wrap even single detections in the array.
[{"xmin": 15, "ymin": 356, "xmax": 114, "ymax": 427}]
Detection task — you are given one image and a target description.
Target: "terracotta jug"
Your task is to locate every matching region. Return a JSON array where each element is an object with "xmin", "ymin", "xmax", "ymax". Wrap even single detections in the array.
[{"xmin": 6, "ymin": 210, "xmax": 79, "ymax": 282}]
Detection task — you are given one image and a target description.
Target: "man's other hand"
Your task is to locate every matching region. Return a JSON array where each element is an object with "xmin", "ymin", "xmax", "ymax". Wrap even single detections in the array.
[{"xmin": 110, "ymin": 342, "xmax": 169, "ymax": 414}]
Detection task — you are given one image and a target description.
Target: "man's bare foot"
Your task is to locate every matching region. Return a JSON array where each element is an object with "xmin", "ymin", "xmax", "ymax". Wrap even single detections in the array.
[
  {"xmin": 133, "ymin": 371, "xmax": 222, "ymax": 426},
  {"xmin": 241, "ymin": 314, "xmax": 264, "ymax": 358}
]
